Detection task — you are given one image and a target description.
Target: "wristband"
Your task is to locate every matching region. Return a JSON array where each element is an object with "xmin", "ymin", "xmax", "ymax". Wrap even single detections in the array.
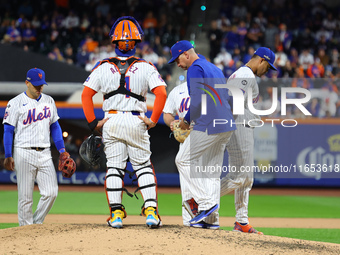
[{"xmin": 88, "ymin": 119, "xmax": 98, "ymax": 131}]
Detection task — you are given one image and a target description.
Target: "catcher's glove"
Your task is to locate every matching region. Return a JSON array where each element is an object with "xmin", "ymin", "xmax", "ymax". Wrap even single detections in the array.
[
  {"xmin": 79, "ymin": 135, "xmax": 105, "ymax": 166},
  {"xmin": 58, "ymin": 152, "xmax": 76, "ymax": 178},
  {"xmin": 173, "ymin": 121, "xmax": 192, "ymax": 143}
]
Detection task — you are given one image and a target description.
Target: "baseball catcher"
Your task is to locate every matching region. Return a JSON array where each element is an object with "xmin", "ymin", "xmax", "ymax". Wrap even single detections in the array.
[{"xmin": 58, "ymin": 152, "xmax": 76, "ymax": 178}]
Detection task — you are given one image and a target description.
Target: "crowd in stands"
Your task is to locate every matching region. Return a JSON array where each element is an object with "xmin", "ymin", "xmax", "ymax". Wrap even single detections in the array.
[
  {"xmin": 0, "ymin": 0, "xmax": 191, "ymax": 83},
  {"xmin": 1, "ymin": 0, "xmax": 340, "ymax": 118},
  {"xmin": 208, "ymin": 0, "xmax": 340, "ymax": 118}
]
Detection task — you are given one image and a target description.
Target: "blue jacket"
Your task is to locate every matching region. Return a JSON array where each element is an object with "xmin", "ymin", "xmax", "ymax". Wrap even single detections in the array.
[{"xmin": 185, "ymin": 58, "xmax": 235, "ymax": 134}]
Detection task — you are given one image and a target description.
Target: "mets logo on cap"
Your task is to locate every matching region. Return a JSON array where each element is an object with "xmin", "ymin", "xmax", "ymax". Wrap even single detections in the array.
[{"xmin": 26, "ymin": 68, "xmax": 48, "ymax": 86}]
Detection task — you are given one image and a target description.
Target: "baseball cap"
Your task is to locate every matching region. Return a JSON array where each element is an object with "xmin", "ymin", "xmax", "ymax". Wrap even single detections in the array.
[
  {"xmin": 254, "ymin": 47, "xmax": 277, "ymax": 71},
  {"xmin": 168, "ymin": 40, "xmax": 194, "ymax": 64},
  {"xmin": 26, "ymin": 68, "xmax": 48, "ymax": 86}
]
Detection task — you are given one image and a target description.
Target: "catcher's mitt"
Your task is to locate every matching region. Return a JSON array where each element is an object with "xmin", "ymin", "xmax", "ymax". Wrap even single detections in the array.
[
  {"xmin": 173, "ymin": 121, "xmax": 191, "ymax": 143},
  {"xmin": 58, "ymin": 152, "xmax": 76, "ymax": 178},
  {"xmin": 79, "ymin": 135, "xmax": 105, "ymax": 166}
]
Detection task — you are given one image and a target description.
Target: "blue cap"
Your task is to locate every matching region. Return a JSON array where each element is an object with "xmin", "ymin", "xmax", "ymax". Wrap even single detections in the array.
[
  {"xmin": 168, "ymin": 40, "xmax": 194, "ymax": 64},
  {"xmin": 26, "ymin": 68, "xmax": 48, "ymax": 86},
  {"xmin": 254, "ymin": 47, "xmax": 277, "ymax": 71}
]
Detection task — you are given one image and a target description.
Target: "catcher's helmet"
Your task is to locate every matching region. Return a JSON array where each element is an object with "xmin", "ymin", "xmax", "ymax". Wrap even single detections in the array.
[
  {"xmin": 79, "ymin": 135, "xmax": 105, "ymax": 167},
  {"xmin": 109, "ymin": 16, "xmax": 144, "ymax": 52}
]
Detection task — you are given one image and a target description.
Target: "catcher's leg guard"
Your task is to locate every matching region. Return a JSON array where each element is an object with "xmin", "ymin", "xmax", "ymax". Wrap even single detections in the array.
[
  {"xmin": 105, "ymin": 167, "xmax": 133, "ymax": 223},
  {"xmin": 131, "ymin": 164, "xmax": 161, "ymax": 227}
]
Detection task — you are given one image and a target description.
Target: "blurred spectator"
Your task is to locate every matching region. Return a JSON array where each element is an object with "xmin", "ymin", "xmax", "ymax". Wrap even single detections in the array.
[
  {"xmin": 76, "ymin": 43, "xmax": 90, "ymax": 68},
  {"xmin": 299, "ymin": 49, "xmax": 314, "ymax": 72},
  {"xmin": 214, "ymin": 48, "xmax": 232, "ymax": 71},
  {"xmin": 264, "ymin": 22, "xmax": 278, "ymax": 50},
  {"xmin": 306, "ymin": 58, "xmax": 325, "ymax": 78},
  {"xmin": 278, "ymin": 23, "xmax": 292, "ymax": 53},
  {"xmin": 288, "ymin": 48, "xmax": 300, "ymax": 68},
  {"xmin": 242, "ymin": 46, "xmax": 254, "ymax": 64},
  {"xmin": 85, "ymin": 46, "xmax": 101, "ymax": 71},
  {"xmin": 95, "ymin": 0, "xmax": 110, "ymax": 17},
  {"xmin": 143, "ymin": 11, "xmax": 158, "ymax": 42},
  {"xmin": 296, "ymin": 27, "xmax": 314, "ymax": 52},
  {"xmin": 207, "ymin": 20, "xmax": 223, "ymax": 61},
  {"xmin": 275, "ymin": 45, "xmax": 288, "ymax": 69},
  {"xmin": 216, "ymin": 13, "xmax": 231, "ymax": 31},
  {"xmin": 99, "ymin": 44, "xmax": 116, "ymax": 59},
  {"xmin": 232, "ymin": 2, "xmax": 247, "ymax": 23},
  {"xmin": 80, "ymin": 13, "xmax": 91, "ymax": 33},
  {"xmin": 6, "ymin": 20, "xmax": 22, "ymax": 46},
  {"xmin": 64, "ymin": 10, "xmax": 80, "ymax": 31},
  {"xmin": 31, "ymin": 15, "xmax": 41, "ymax": 30},
  {"xmin": 237, "ymin": 20, "xmax": 248, "ymax": 51},
  {"xmin": 246, "ymin": 22, "xmax": 263, "ymax": 49},
  {"xmin": 322, "ymin": 12, "xmax": 337, "ymax": 31},
  {"xmin": 315, "ymin": 34, "xmax": 330, "ymax": 53},
  {"xmin": 21, "ymin": 21, "xmax": 36, "ymax": 48},
  {"xmin": 64, "ymin": 45, "xmax": 76, "ymax": 64},
  {"xmin": 306, "ymin": 98, "xmax": 321, "ymax": 117},
  {"xmin": 223, "ymin": 25, "xmax": 240, "ymax": 51},
  {"xmin": 142, "ymin": 44, "xmax": 159, "ymax": 66},
  {"xmin": 157, "ymin": 56, "xmax": 172, "ymax": 83},
  {"xmin": 48, "ymin": 45, "xmax": 65, "ymax": 62},
  {"xmin": 292, "ymin": 67, "xmax": 312, "ymax": 89},
  {"xmin": 253, "ymin": 11, "xmax": 267, "ymax": 31},
  {"xmin": 49, "ymin": 22, "xmax": 60, "ymax": 47},
  {"xmin": 317, "ymin": 48, "xmax": 330, "ymax": 67}
]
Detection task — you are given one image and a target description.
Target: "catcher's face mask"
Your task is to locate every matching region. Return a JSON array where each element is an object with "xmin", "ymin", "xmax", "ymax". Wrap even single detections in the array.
[
  {"xmin": 109, "ymin": 16, "xmax": 144, "ymax": 52},
  {"xmin": 79, "ymin": 135, "xmax": 105, "ymax": 167}
]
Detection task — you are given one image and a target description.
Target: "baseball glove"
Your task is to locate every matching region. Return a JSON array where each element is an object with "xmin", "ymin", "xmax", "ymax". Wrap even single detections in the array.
[
  {"xmin": 58, "ymin": 152, "xmax": 76, "ymax": 178},
  {"xmin": 173, "ymin": 121, "xmax": 191, "ymax": 143}
]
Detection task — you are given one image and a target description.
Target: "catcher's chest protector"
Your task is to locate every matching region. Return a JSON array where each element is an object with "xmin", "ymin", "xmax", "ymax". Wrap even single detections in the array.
[{"xmin": 100, "ymin": 57, "xmax": 146, "ymax": 102}]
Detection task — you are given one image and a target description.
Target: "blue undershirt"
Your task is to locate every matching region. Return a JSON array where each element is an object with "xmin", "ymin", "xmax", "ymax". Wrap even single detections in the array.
[{"xmin": 3, "ymin": 121, "xmax": 65, "ymax": 158}]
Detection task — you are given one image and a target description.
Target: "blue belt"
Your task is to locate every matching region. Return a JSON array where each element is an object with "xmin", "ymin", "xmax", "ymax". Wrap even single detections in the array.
[{"xmin": 108, "ymin": 110, "xmax": 140, "ymax": 116}]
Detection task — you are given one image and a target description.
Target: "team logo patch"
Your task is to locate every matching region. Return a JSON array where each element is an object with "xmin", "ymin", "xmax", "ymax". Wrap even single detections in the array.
[
  {"xmin": 4, "ymin": 111, "xmax": 9, "ymax": 119},
  {"xmin": 158, "ymin": 75, "xmax": 164, "ymax": 82},
  {"xmin": 86, "ymin": 77, "xmax": 90, "ymax": 82},
  {"xmin": 241, "ymin": 80, "xmax": 247, "ymax": 86},
  {"xmin": 38, "ymin": 73, "xmax": 43, "ymax": 79}
]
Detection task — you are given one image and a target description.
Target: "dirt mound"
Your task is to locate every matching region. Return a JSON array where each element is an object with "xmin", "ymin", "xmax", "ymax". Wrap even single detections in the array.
[{"xmin": 1, "ymin": 223, "xmax": 340, "ymax": 255}]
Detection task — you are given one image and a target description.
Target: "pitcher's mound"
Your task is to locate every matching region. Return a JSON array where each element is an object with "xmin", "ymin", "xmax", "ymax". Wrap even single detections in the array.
[{"xmin": 1, "ymin": 223, "xmax": 340, "ymax": 254}]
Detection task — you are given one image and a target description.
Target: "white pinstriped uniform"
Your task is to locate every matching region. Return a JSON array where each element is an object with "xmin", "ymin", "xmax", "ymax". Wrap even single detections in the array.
[
  {"xmin": 84, "ymin": 56, "xmax": 166, "ymax": 209},
  {"xmin": 163, "ymin": 83, "xmax": 222, "ymax": 226},
  {"xmin": 163, "ymin": 82, "xmax": 192, "ymax": 225},
  {"xmin": 221, "ymin": 66, "xmax": 259, "ymax": 224},
  {"xmin": 2, "ymin": 92, "xmax": 59, "ymax": 226}
]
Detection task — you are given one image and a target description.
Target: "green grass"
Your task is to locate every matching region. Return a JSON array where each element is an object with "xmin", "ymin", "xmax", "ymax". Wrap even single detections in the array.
[
  {"xmin": 221, "ymin": 227, "xmax": 340, "ymax": 244},
  {"xmin": 1, "ymin": 191, "xmax": 340, "ymax": 218},
  {"xmin": 2, "ymin": 190, "xmax": 340, "ymax": 244},
  {"xmin": 220, "ymin": 195, "xmax": 340, "ymax": 218},
  {"xmin": 0, "ymin": 223, "xmax": 18, "ymax": 229}
]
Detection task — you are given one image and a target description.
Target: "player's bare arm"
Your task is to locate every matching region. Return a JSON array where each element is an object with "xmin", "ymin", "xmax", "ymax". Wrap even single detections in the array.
[
  {"xmin": 4, "ymin": 157, "xmax": 15, "ymax": 171},
  {"xmin": 163, "ymin": 113, "xmax": 177, "ymax": 131},
  {"xmin": 178, "ymin": 118, "xmax": 190, "ymax": 130}
]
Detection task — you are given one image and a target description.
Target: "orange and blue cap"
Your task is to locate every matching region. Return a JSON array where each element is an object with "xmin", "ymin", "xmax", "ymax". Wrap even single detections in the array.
[
  {"xmin": 254, "ymin": 47, "xmax": 277, "ymax": 71},
  {"xmin": 168, "ymin": 40, "xmax": 194, "ymax": 64},
  {"xmin": 26, "ymin": 68, "xmax": 48, "ymax": 86}
]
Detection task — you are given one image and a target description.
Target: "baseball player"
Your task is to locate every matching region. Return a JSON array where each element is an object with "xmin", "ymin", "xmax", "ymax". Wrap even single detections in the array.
[
  {"xmin": 163, "ymin": 82, "xmax": 194, "ymax": 227},
  {"xmin": 220, "ymin": 47, "xmax": 277, "ymax": 234},
  {"xmin": 2, "ymin": 68, "xmax": 68, "ymax": 226},
  {"xmin": 168, "ymin": 40, "xmax": 235, "ymax": 227},
  {"xmin": 81, "ymin": 16, "xmax": 167, "ymax": 229}
]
